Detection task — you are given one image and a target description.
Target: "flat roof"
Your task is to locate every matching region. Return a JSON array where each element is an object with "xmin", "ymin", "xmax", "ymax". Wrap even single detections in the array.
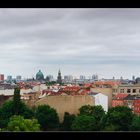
[{"xmin": 119, "ymin": 84, "xmax": 140, "ymax": 87}]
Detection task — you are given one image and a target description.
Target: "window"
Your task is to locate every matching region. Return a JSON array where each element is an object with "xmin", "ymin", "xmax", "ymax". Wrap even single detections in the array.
[
  {"xmin": 113, "ymin": 89, "xmax": 117, "ymax": 93},
  {"xmin": 127, "ymin": 89, "xmax": 131, "ymax": 93},
  {"xmin": 120, "ymin": 89, "xmax": 124, "ymax": 93},
  {"xmin": 133, "ymin": 89, "xmax": 136, "ymax": 93}
]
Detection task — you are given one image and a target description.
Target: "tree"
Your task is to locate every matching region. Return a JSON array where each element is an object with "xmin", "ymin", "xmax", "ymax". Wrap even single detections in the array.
[
  {"xmin": 0, "ymin": 87, "xmax": 34, "ymax": 128},
  {"xmin": 71, "ymin": 115, "xmax": 96, "ymax": 131},
  {"xmin": 79, "ymin": 105, "xmax": 105, "ymax": 119},
  {"xmin": 103, "ymin": 106, "xmax": 134, "ymax": 131},
  {"xmin": 103, "ymin": 124, "xmax": 120, "ymax": 131},
  {"xmin": 92, "ymin": 105, "xmax": 105, "ymax": 121},
  {"xmin": 0, "ymin": 101, "xmax": 15, "ymax": 128},
  {"xmin": 129, "ymin": 115, "xmax": 140, "ymax": 131},
  {"xmin": 13, "ymin": 87, "xmax": 21, "ymax": 115},
  {"xmin": 0, "ymin": 87, "xmax": 34, "ymax": 129},
  {"xmin": 18, "ymin": 101, "xmax": 34, "ymax": 119},
  {"xmin": 0, "ymin": 100, "xmax": 34, "ymax": 128},
  {"xmin": 61, "ymin": 112, "xmax": 76, "ymax": 131},
  {"xmin": 35, "ymin": 105, "xmax": 59, "ymax": 131},
  {"xmin": 79, "ymin": 105, "xmax": 105, "ymax": 130},
  {"xmin": 13, "ymin": 87, "xmax": 34, "ymax": 119},
  {"xmin": 6, "ymin": 115, "xmax": 40, "ymax": 131},
  {"xmin": 79, "ymin": 105, "xmax": 94, "ymax": 116}
]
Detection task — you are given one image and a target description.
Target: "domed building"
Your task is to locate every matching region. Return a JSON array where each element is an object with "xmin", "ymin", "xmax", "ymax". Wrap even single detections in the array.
[
  {"xmin": 36, "ymin": 70, "xmax": 44, "ymax": 81},
  {"xmin": 135, "ymin": 77, "xmax": 140, "ymax": 84}
]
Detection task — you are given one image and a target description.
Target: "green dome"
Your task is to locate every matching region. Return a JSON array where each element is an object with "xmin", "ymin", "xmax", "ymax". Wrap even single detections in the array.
[{"xmin": 36, "ymin": 70, "xmax": 44, "ymax": 80}]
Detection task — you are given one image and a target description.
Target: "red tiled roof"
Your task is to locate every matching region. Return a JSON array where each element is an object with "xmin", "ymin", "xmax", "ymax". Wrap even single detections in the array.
[
  {"xmin": 48, "ymin": 91, "xmax": 63, "ymax": 96},
  {"xmin": 112, "ymin": 100, "xmax": 124, "ymax": 107},
  {"xmin": 94, "ymin": 81, "xmax": 121, "ymax": 86},
  {"xmin": 61, "ymin": 86, "xmax": 80, "ymax": 92},
  {"xmin": 84, "ymin": 83, "xmax": 92, "ymax": 87},
  {"xmin": 114, "ymin": 93, "xmax": 129, "ymax": 100},
  {"xmin": 42, "ymin": 86, "xmax": 90, "ymax": 96}
]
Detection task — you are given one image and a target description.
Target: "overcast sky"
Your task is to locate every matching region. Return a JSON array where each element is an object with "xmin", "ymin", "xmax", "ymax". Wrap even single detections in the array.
[{"xmin": 0, "ymin": 8, "xmax": 140, "ymax": 79}]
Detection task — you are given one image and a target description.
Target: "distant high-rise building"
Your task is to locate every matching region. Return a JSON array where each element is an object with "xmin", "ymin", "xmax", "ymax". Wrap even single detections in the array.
[
  {"xmin": 120, "ymin": 76, "xmax": 123, "ymax": 80},
  {"xmin": 92, "ymin": 74, "xmax": 98, "ymax": 81},
  {"xmin": 64, "ymin": 75, "xmax": 69, "ymax": 81},
  {"xmin": 132, "ymin": 75, "xmax": 135, "ymax": 81},
  {"xmin": 7, "ymin": 75, "xmax": 12, "ymax": 81},
  {"xmin": 46, "ymin": 75, "xmax": 53, "ymax": 82},
  {"xmin": 64, "ymin": 75, "xmax": 73, "ymax": 82},
  {"xmin": 57, "ymin": 70, "xmax": 62, "ymax": 84},
  {"xmin": 80, "ymin": 75, "xmax": 85, "ymax": 80},
  {"xmin": 68, "ymin": 75, "xmax": 73, "ymax": 81},
  {"xmin": 0, "ymin": 74, "xmax": 4, "ymax": 81},
  {"xmin": 16, "ymin": 75, "xmax": 22, "ymax": 81},
  {"xmin": 113, "ymin": 76, "xmax": 115, "ymax": 80}
]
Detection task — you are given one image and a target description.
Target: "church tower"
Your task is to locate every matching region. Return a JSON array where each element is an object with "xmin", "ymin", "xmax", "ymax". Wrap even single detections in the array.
[{"xmin": 57, "ymin": 69, "xmax": 62, "ymax": 84}]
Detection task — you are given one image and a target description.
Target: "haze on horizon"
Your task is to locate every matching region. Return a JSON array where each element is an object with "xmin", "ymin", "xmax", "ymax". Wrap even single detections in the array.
[{"xmin": 0, "ymin": 8, "xmax": 139, "ymax": 80}]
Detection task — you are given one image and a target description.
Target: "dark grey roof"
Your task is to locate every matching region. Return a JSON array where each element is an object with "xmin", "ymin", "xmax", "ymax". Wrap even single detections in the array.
[
  {"xmin": 124, "ymin": 94, "xmax": 135, "ymax": 100},
  {"xmin": 88, "ymin": 92, "xmax": 99, "ymax": 95},
  {"xmin": 124, "ymin": 94, "xmax": 136, "ymax": 100}
]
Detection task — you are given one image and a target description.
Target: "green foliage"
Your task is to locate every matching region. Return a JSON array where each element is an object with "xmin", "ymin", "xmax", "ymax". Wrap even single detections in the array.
[
  {"xmin": 103, "ymin": 124, "xmax": 120, "ymax": 131},
  {"xmin": 92, "ymin": 105, "xmax": 105, "ymax": 130},
  {"xmin": 0, "ymin": 100, "xmax": 34, "ymax": 128},
  {"xmin": 46, "ymin": 81, "xmax": 56, "ymax": 86},
  {"xmin": 79, "ymin": 105, "xmax": 105, "ymax": 130},
  {"xmin": 13, "ymin": 87, "xmax": 21, "ymax": 115},
  {"xmin": 103, "ymin": 106, "xmax": 134, "ymax": 131},
  {"xmin": 0, "ymin": 101, "xmax": 14, "ymax": 128},
  {"xmin": 71, "ymin": 115, "xmax": 96, "ymax": 131},
  {"xmin": 129, "ymin": 115, "xmax": 140, "ymax": 131},
  {"xmin": 35, "ymin": 105, "xmax": 59, "ymax": 131},
  {"xmin": 61, "ymin": 112, "xmax": 76, "ymax": 131},
  {"xmin": 79, "ymin": 105, "xmax": 105, "ymax": 119},
  {"xmin": 92, "ymin": 105, "xmax": 105, "ymax": 121},
  {"xmin": 18, "ymin": 102, "xmax": 34, "ymax": 119},
  {"xmin": 79, "ymin": 105, "xmax": 94, "ymax": 116},
  {"xmin": 7, "ymin": 115, "xmax": 40, "ymax": 131}
]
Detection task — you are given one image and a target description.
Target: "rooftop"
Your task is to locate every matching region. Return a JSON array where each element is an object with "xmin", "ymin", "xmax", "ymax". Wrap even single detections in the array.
[
  {"xmin": 119, "ymin": 84, "xmax": 140, "ymax": 87},
  {"xmin": 113, "ymin": 93, "xmax": 129, "ymax": 100}
]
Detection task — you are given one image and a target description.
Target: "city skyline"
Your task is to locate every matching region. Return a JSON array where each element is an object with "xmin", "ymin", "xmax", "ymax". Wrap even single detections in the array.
[
  {"xmin": 0, "ymin": 8, "xmax": 140, "ymax": 79},
  {"xmin": 2, "ymin": 70, "xmax": 136, "ymax": 80}
]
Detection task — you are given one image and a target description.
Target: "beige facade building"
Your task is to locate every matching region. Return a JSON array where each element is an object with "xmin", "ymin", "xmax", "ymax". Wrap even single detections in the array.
[
  {"xmin": 113, "ymin": 84, "xmax": 140, "ymax": 95},
  {"xmin": 35, "ymin": 95, "xmax": 95, "ymax": 122}
]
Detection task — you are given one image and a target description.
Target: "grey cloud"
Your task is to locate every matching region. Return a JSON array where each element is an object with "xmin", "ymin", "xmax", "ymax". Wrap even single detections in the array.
[{"xmin": 0, "ymin": 8, "xmax": 140, "ymax": 79}]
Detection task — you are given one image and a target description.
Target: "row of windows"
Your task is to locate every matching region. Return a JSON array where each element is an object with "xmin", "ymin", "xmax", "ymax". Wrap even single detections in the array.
[
  {"xmin": 120, "ymin": 89, "xmax": 140, "ymax": 93},
  {"xmin": 134, "ymin": 107, "xmax": 140, "ymax": 111},
  {"xmin": 113, "ymin": 89, "xmax": 118, "ymax": 92},
  {"xmin": 134, "ymin": 103, "xmax": 140, "ymax": 106}
]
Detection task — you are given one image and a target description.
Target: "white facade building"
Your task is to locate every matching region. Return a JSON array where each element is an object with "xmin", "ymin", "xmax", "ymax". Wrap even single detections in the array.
[{"xmin": 90, "ymin": 92, "xmax": 108, "ymax": 112}]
